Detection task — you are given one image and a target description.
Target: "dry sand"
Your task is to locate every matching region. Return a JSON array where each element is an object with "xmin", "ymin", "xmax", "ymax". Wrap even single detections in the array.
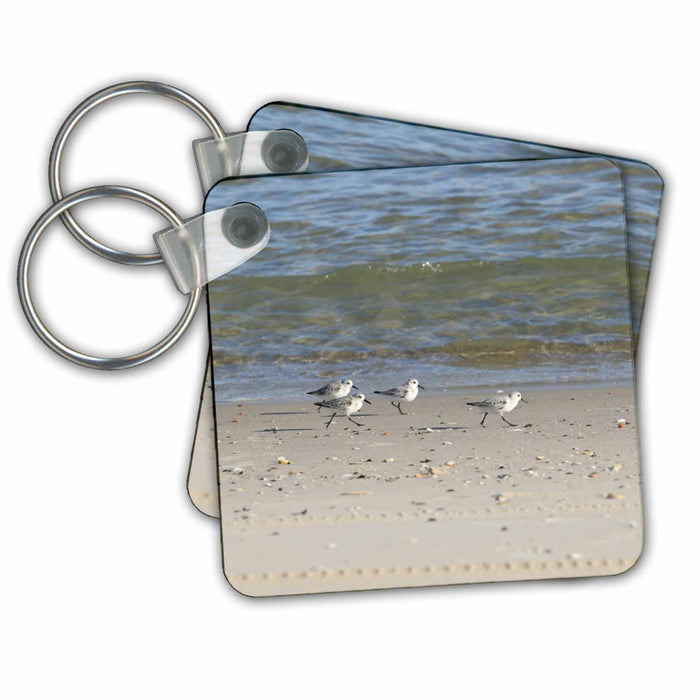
[
  {"xmin": 187, "ymin": 368, "xmax": 220, "ymax": 518},
  {"xmin": 215, "ymin": 386, "xmax": 642, "ymax": 596}
]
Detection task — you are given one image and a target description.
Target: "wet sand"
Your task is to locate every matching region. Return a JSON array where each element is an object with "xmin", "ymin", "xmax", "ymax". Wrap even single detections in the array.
[{"xmin": 215, "ymin": 386, "xmax": 642, "ymax": 596}]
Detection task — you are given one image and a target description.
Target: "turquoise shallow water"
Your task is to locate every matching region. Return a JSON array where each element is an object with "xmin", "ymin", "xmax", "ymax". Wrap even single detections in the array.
[{"xmin": 207, "ymin": 158, "xmax": 634, "ymax": 402}]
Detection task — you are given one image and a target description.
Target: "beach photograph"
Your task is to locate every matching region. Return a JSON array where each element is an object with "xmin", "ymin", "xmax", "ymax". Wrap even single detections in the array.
[
  {"xmin": 206, "ymin": 157, "xmax": 641, "ymax": 595},
  {"xmin": 186, "ymin": 104, "xmax": 662, "ymax": 513}
]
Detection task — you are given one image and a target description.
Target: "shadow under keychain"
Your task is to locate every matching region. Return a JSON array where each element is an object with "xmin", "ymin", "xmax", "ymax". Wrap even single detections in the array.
[{"xmin": 17, "ymin": 81, "xmax": 662, "ymax": 597}]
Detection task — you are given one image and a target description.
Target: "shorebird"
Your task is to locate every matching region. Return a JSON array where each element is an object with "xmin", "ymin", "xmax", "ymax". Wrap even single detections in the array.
[
  {"xmin": 314, "ymin": 393, "xmax": 371, "ymax": 428},
  {"xmin": 374, "ymin": 378, "xmax": 425, "ymax": 415},
  {"xmin": 466, "ymin": 391, "xmax": 526, "ymax": 427},
  {"xmin": 307, "ymin": 378, "xmax": 358, "ymax": 412}
]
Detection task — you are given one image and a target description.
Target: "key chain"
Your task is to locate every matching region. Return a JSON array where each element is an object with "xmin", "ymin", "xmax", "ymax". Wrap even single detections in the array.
[
  {"xmin": 16, "ymin": 80, "xmax": 661, "ymax": 596},
  {"xmin": 18, "ymin": 80, "xmax": 308, "ymax": 369}
]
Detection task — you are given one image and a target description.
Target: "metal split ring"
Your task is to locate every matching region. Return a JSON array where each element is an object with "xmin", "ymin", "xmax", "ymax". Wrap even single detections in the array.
[
  {"xmin": 48, "ymin": 81, "xmax": 226, "ymax": 266},
  {"xmin": 18, "ymin": 185, "xmax": 201, "ymax": 370}
]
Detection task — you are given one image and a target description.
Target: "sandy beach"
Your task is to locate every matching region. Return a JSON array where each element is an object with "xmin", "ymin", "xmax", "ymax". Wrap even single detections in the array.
[{"xmin": 215, "ymin": 386, "xmax": 642, "ymax": 595}]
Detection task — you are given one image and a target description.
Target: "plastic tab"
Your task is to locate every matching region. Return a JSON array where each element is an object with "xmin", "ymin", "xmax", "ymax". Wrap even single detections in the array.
[
  {"xmin": 193, "ymin": 130, "xmax": 309, "ymax": 193},
  {"xmin": 154, "ymin": 204, "xmax": 270, "ymax": 293}
]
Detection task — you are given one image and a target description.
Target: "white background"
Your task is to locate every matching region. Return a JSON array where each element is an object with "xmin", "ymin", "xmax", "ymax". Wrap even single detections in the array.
[{"xmin": 2, "ymin": 2, "xmax": 696, "ymax": 697}]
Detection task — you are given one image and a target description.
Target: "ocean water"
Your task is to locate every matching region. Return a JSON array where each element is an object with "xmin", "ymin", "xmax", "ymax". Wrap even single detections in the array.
[
  {"xmin": 248, "ymin": 102, "xmax": 662, "ymax": 337},
  {"xmin": 207, "ymin": 158, "xmax": 634, "ymax": 402}
]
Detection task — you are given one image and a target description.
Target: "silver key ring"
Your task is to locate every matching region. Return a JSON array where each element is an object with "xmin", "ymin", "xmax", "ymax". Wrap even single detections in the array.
[
  {"xmin": 48, "ymin": 81, "xmax": 226, "ymax": 266},
  {"xmin": 18, "ymin": 185, "xmax": 201, "ymax": 370}
]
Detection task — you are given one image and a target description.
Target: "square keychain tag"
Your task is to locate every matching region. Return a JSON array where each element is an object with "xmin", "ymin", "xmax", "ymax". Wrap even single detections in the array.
[
  {"xmin": 188, "ymin": 104, "xmax": 662, "ymax": 519},
  {"xmin": 205, "ymin": 157, "xmax": 638, "ymax": 596}
]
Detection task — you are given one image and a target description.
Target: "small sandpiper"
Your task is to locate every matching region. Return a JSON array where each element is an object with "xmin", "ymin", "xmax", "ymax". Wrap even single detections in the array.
[
  {"xmin": 314, "ymin": 393, "xmax": 371, "ymax": 428},
  {"xmin": 466, "ymin": 391, "xmax": 526, "ymax": 427},
  {"xmin": 374, "ymin": 378, "xmax": 425, "ymax": 415},
  {"xmin": 307, "ymin": 378, "xmax": 358, "ymax": 412}
]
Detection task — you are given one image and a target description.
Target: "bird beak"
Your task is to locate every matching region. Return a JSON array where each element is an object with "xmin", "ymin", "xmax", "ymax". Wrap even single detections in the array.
[
  {"xmin": 363, "ymin": 398, "xmax": 372, "ymax": 405},
  {"xmin": 352, "ymin": 385, "xmax": 360, "ymax": 391},
  {"xmin": 418, "ymin": 385, "xmax": 426, "ymax": 390},
  {"xmin": 521, "ymin": 398, "xmax": 528, "ymax": 403}
]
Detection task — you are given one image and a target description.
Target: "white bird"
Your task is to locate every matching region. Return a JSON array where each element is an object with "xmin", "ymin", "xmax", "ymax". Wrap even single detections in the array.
[
  {"xmin": 314, "ymin": 393, "xmax": 372, "ymax": 428},
  {"xmin": 307, "ymin": 378, "xmax": 358, "ymax": 412},
  {"xmin": 374, "ymin": 378, "xmax": 425, "ymax": 415},
  {"xmin": 466, "ymin": 391, "xmax": 526, "ymax": 427}
]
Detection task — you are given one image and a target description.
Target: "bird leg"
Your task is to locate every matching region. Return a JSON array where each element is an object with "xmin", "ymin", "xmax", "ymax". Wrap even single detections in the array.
[
  {"xmin": 348, "ymin": 416, "xmax": 363, "ymax": 427},
  {"xmin": 480, "ymin": 412, "xmax": 488, "ymax": 427},
  {"xmin": 501, "ymin": 414, "xmax": 517, "ymax": 427},
  {"xmin": 392, "ymin": 401, "xmax": 407, "ymax": 415},
  {"xmin": 325, "ymin": 413, "xmax": 337, "ymax": 428}
]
